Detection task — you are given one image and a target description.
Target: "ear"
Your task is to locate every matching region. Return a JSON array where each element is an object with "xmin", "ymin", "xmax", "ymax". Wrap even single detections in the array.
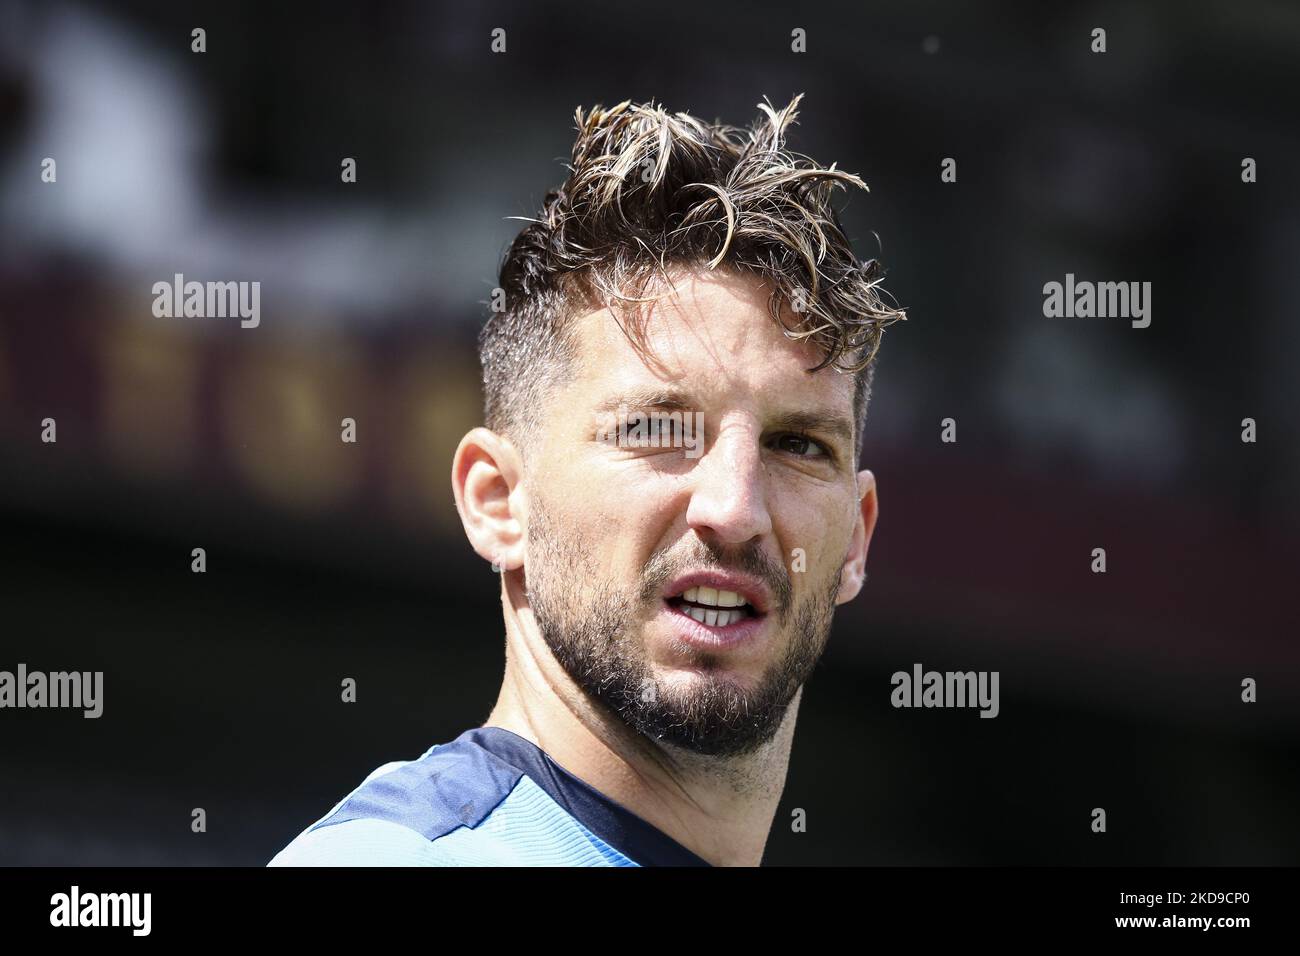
[
  {"xmin": 836, "ymin": 469, "xmax": 879, "ymax": 605},
  {"xmin": 451, "ymin": 427, "xmax": 527, "ymax": 572}
]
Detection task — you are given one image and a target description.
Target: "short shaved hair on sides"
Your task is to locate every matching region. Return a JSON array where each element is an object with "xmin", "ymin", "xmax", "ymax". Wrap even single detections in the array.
[{"xmin": 480, "ymin": 93, "xmax": 906, "ymax": 458}]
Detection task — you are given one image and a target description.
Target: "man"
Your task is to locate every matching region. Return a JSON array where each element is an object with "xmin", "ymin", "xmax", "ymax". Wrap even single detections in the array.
[{"xmin": 270, "ymin": 94, "xmax": 904, "ymax": 867}]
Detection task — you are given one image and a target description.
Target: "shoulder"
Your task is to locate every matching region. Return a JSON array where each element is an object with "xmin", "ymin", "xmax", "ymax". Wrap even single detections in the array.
[
  {"xmin": 268, "ymin": 744, "xmax": 637, "ymax": 866},
  {"xmin": 268, "ymin": 816, "xmax": 480, "ymax": 866},
  {"xmin": 267, "ymin": 738, "xmax": 528, "ymax": 867}
]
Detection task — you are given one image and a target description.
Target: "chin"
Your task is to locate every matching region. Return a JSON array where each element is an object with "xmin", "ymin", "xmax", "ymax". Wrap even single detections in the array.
[{"xmin": 652, "ymin": 658, "xmax": 766, "ymax": 695}]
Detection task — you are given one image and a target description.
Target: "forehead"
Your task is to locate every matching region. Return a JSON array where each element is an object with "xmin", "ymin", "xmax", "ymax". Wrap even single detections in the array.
[{"xmin": 567, "ymin": 268, "xmax": 855, "ymax": 413}]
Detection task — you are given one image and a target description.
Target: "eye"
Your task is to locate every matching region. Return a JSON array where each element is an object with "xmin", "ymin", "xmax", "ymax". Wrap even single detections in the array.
[
  {"xmin": 625, "ymin": 411, "xmax": 672, "ymax": 444},
  {"xmin": 771, "ymin": 433, "xmax": 828, "ymax": 458}
]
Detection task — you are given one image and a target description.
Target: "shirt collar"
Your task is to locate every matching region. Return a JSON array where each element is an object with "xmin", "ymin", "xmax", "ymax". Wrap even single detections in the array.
[{"xmin": 460, "ymin": 725, "xmax": 712, "ymax": 867}]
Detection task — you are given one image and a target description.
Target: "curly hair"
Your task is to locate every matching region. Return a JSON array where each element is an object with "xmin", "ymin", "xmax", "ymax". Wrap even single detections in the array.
[{"xmin": 480, "ymin": 93, "xmax": 905, "ymax": 455}]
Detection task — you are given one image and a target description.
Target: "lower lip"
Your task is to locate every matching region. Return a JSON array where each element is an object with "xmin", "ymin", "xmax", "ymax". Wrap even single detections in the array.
[{"xmin": 661, "ymin": 601, "xmax": 768, "ymax": 651}]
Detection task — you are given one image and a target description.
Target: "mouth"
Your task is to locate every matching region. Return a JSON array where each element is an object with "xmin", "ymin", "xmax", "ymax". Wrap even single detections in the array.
[
  {"xmin": 665, "ymin": 586, "xmax": 760, "ymax": 628},
  {"xmin": 660, "ymin": 574, "xmax": 772, "ymax": 649}
]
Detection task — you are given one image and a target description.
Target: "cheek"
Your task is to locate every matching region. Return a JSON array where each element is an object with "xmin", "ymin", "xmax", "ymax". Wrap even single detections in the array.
[
  {"xmin": 773, "ymin": 487, "xmax": 856, "ymax": 577},
  {"xmin": 554, "ymin": 463, "xmax": 668, "ymax": 558}
]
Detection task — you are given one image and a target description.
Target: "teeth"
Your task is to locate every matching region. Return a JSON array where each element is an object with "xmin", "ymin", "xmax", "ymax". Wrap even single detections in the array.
[
  {"xmin": 684, "ymin": 587, "xmax": 745, "ymax": 608},
  {"xmin": 680, "ymin": 608, "xmax": 744, "ymax": 627},
  {"xmin": 673, "ymin": 585, "xmax": 754, "ymax": 624}
]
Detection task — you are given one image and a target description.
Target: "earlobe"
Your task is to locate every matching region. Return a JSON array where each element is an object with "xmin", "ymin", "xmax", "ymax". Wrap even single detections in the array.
[{"xmin": 451, "ymin": 427, "xmax": 527, "ymax": 572}]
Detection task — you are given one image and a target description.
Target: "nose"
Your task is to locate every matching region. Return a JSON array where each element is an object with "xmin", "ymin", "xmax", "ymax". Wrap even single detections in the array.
[{"xmin": 684, "ymin": 422, "xmax": 773, "ymax": 546}]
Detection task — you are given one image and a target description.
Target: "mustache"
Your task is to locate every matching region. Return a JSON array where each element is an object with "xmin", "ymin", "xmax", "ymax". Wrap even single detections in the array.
[{"xmin": 639, "ymin": 539, "xmax": 794, "ymax": 617}]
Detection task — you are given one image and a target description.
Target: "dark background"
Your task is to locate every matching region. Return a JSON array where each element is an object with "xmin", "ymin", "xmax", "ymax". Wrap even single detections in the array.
[{"xmin": 1, "ymin": 0, "xmax": 1298, "ymax": 865}]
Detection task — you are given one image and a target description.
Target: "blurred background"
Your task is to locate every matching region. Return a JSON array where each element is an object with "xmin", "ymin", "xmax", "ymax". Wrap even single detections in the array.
[{"xmin": 1, "ymin": 0, "xmax": 1298, "ymax": 865}]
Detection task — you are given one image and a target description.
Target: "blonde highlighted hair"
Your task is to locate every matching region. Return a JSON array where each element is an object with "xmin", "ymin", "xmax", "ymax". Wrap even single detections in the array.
[{"xmin": 481, "ymin": 93, "xmax": 906, "ymax": 452}]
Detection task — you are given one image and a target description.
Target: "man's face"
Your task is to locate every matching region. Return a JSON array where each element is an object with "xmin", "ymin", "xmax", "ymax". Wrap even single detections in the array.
[{"xmin": 523, "ymin": 267, "xmax": 872, "ymax": 757}]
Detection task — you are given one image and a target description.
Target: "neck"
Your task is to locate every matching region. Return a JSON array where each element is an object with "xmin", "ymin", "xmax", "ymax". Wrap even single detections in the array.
[{"xmin": 483, "ymin": 578, "xmax": 798, "ymax": 867}]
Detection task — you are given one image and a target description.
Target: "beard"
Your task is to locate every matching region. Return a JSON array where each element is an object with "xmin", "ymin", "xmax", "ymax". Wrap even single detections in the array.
[{"xmin": 525, "ymin": 498, "xmax": 843, "ymax": 758}]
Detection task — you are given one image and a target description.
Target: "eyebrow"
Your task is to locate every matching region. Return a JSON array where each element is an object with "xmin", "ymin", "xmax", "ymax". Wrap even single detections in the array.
[
  {"xmin": 592, "ymin": 389, "xmax": 695, "ymax": 414},
  {"xmin": 593, "ymin": 391, "xmax": 854, "ymax": 446},
  {"xmin": 769, "ymin": 409, "xmax": 855, "ymax": 447}
]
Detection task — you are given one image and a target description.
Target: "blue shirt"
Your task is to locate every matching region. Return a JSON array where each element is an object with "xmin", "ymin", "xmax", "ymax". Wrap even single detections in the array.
[{"xmin": 269, "ymin": 726, "xmax": 711, "ymax": 866}]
